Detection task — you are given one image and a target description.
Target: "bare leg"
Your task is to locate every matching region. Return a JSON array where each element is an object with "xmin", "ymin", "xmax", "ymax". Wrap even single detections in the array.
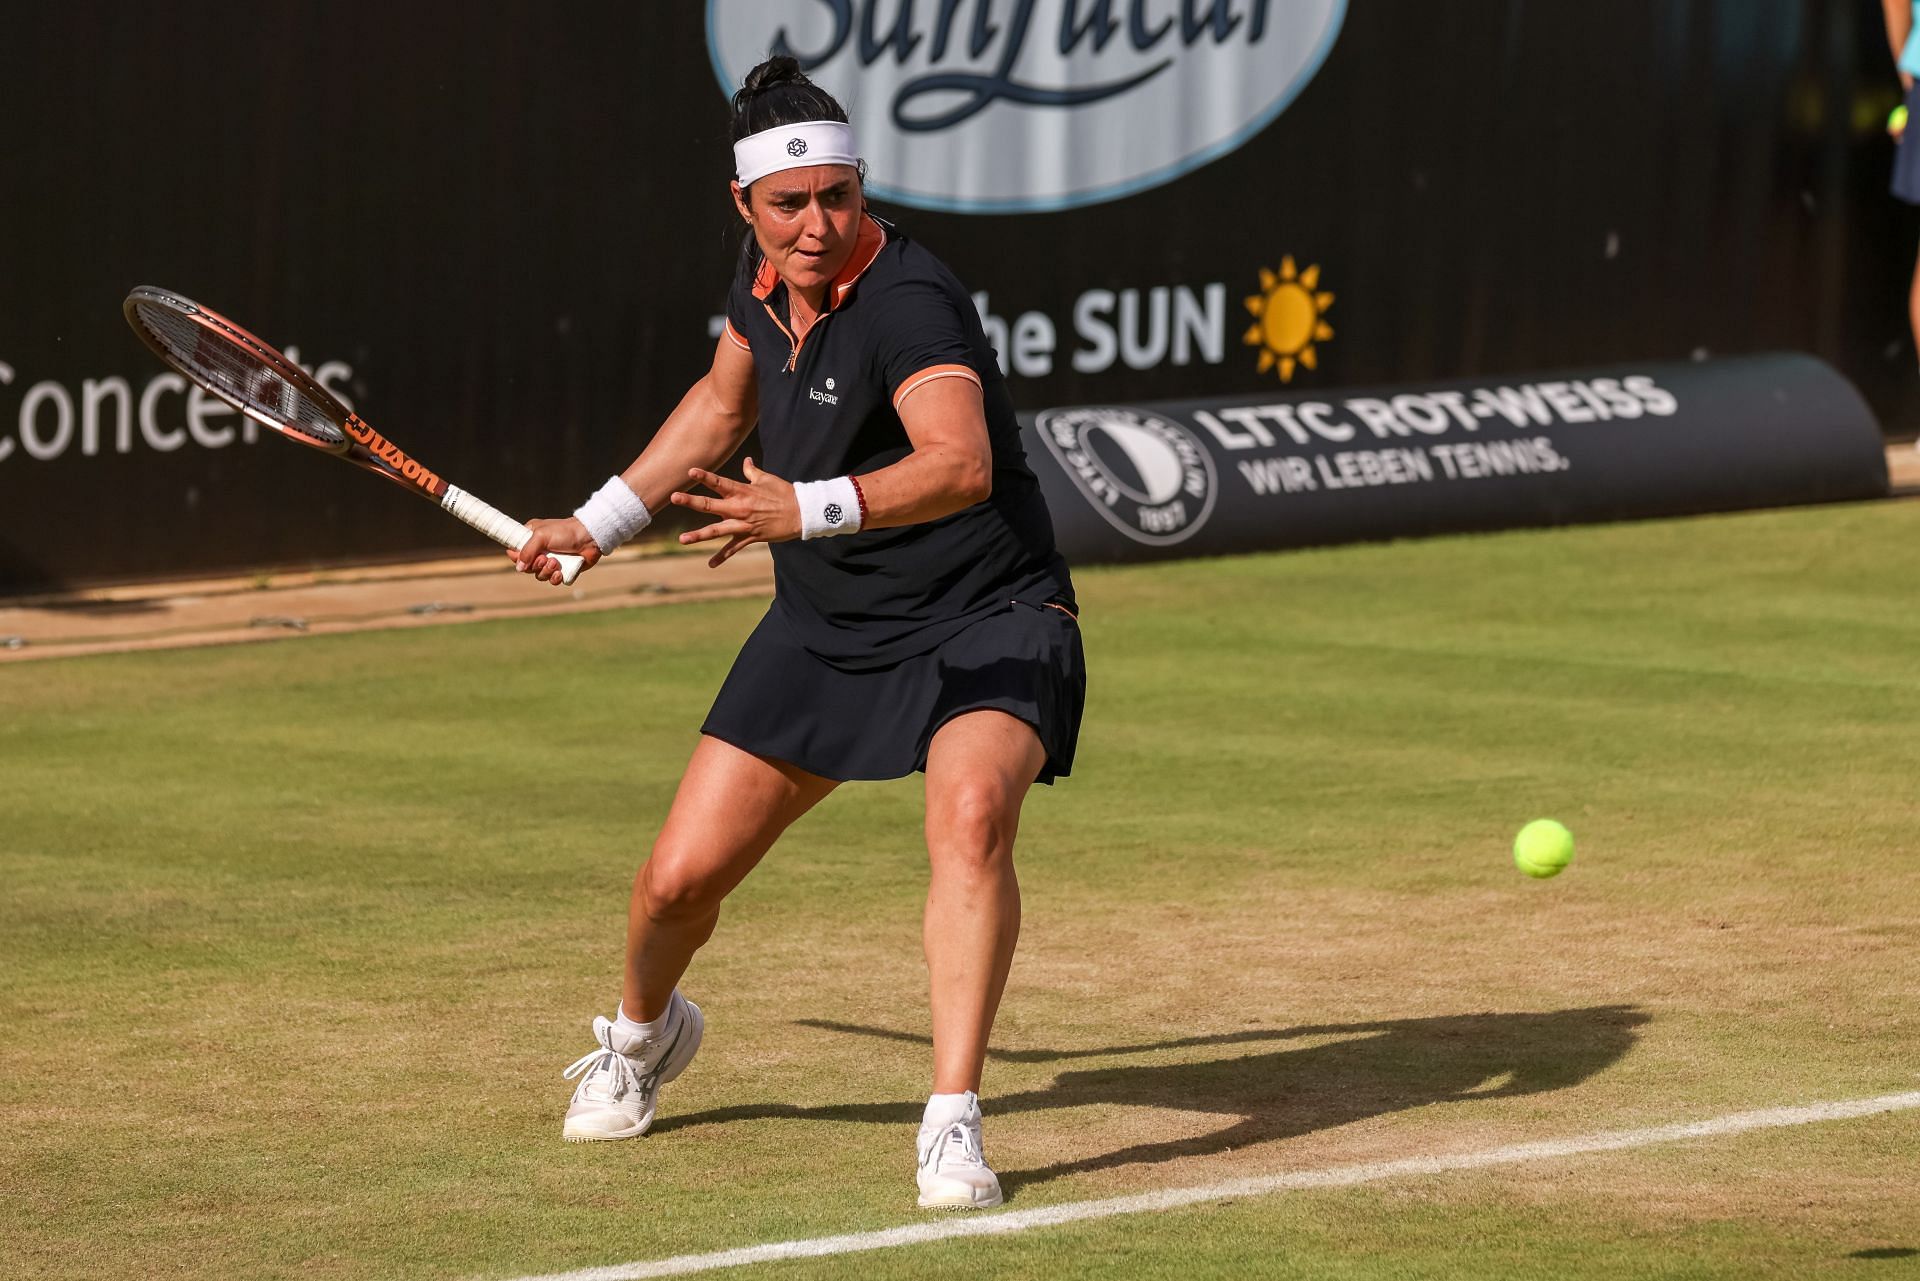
[
  {"xmin": 624, "ymin": 735, "xmax": 838, "ymax": 1020},
  {"xmin": 922, "ymin": 710, "xmax": 1048, "ymax": 1094},
  {"xmin": 1909, "ymin": 241, "xmax": 1920, "ymax": 369}
]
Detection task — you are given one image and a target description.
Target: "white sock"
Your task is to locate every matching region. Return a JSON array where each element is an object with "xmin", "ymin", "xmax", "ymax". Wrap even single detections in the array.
[
  {"xmin": 921, "ymin": 1090, "xmax": 979, "ymax": 1133},
  {"xmin": 614, "ymin": 998, "xmax": 674, "ymax": 1042}
]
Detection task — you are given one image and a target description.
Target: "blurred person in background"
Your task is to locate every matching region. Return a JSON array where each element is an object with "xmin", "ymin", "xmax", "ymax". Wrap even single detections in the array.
[{"xmin": 1884, "ymin": 0, "xmax": 1920, "ymax": 448}]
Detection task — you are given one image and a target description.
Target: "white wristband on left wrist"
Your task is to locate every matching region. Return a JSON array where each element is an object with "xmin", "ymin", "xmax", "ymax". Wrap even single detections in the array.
[{"xmin": 794, "ymin": 476, "xmax": 864, "ymax": 540}]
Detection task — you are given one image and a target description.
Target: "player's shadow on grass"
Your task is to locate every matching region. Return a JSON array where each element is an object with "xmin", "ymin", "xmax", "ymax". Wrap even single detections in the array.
[{"xmin": 655, "ymin": 1005, "xmax": 1648, "ymax": 1194}]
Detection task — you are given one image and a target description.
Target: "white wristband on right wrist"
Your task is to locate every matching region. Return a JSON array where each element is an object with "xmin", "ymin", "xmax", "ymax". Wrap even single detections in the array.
[
  {"xmin": 573, "ymin": 475, "xmax": 652, "ymax": 554},
  {"xmin": 794, "ymin": 476, "xmax": 863, "ymax": 540}
]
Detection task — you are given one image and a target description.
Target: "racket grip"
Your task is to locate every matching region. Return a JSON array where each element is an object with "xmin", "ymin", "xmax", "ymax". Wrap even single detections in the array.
[{"xmin": 442, "ymin": 484, "xmax": 585, "ymax": 586}]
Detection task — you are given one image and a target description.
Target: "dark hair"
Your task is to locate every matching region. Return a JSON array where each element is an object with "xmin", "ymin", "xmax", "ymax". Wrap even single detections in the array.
[{"xmin": 730, "ymin": 55, "xmax": 848, "ymax": 143}]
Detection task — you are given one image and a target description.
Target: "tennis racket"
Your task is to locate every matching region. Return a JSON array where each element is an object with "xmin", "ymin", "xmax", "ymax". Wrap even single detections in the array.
[{"xmin": 123, "ymin": 287, "xmax": 584, "ymax": 584}]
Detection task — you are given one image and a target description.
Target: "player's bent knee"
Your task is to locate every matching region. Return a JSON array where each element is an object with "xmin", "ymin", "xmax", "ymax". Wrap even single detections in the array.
[
  {"xmin": 639, "ymin": 849, "xmax": 731, "ymax": 923},
  {"xmin": 928, "ymin": 785, "xmax": 1017, "ymax": 875}
]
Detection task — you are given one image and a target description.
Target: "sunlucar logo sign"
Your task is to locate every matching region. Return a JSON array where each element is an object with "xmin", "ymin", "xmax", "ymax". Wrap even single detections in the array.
[{"xmin": 706, "ymin": 1, "xmax": 1347, "ymax": 214}]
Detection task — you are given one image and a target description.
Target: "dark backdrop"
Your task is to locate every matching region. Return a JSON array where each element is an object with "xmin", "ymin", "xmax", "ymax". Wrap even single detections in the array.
[{"xmin": 2, "ymin": 1, "xmax": 1910, "ymax": 590}]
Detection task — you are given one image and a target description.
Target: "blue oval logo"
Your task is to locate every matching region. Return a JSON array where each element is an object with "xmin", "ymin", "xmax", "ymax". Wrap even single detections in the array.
[{"xmin": 708, "ymin": 0, "xmax": 1347, "ymax": 214}]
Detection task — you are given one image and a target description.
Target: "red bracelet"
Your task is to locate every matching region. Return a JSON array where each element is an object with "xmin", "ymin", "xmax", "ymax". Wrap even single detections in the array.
[{"xmin": 848, "ymin": 474, "xmax": 869, "ymax": 526}]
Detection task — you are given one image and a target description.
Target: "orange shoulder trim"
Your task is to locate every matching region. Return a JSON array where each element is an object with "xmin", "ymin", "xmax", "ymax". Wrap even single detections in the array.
[{"xmin": 893, "ymin": 363, "xmax": 983, "ymax": 411}]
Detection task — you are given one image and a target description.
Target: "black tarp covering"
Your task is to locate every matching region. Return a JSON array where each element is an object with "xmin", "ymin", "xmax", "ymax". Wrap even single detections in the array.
[
  {"xmin": 0, "ymin": 2, "xmax": 1908, "ymax": 589},
  {"xmin": 1022, "ymin": 354, "xmax": 1888, "ymax": 564}
]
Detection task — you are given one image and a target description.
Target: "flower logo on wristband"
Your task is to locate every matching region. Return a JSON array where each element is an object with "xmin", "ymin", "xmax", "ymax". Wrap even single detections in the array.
[{"xmin": 824, "ymin": 502, "xmax": 844, "ymax": 524}]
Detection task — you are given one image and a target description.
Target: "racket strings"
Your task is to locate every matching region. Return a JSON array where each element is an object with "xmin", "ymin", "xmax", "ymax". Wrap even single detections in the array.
[{"xmin": 131, "ymin": 303, "xmax": 346, "ymax": 446}]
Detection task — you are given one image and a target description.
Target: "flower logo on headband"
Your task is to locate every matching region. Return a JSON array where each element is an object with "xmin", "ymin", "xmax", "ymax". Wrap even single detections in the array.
[{"xmin": 787, "ymin": 138, "xmax": 808, "ymax": 157}]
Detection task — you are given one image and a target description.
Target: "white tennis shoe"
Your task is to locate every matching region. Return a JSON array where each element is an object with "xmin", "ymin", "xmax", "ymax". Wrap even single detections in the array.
[
  {"xmin": 916, "ymin": 1091, "xmax": 1003, "ymax": 1209},
  {"xmin": 561, "ymin": 991, "xmax": 704, "ymax": 1142}
]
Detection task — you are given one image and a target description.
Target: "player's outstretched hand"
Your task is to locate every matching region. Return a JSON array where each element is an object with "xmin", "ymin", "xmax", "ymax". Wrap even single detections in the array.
[
  {"xmin": 671, "ymin": 458, "xmax": 799, "ymax": 567},
  {"xmin": 511, "ymin": 517, "xmax": 602, "ymax": 585}
]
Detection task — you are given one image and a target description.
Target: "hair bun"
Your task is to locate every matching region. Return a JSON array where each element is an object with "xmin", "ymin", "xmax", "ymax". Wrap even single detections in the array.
[
  {"xmin": 729, "ymin": 55, "xmax": 851, "ymax": 144},
  {"xmin": 741, "ymin": 54, "xmax": 805, "ymax": 97}
]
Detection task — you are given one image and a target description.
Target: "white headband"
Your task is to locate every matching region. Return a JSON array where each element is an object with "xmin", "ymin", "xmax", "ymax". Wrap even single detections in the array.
[{"xmin": 733, "ymin": 120, "xmax": 859, "ymax": 188}]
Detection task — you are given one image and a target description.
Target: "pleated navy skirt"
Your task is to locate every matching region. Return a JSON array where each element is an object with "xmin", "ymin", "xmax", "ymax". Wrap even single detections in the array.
[
  {"xmin": 1895, "ymin": 80, "xmax": 1920, "ymax": 205},
  {"xmin": 702, "ymin": 597, "xmax": 1086, "ymax": 785}
]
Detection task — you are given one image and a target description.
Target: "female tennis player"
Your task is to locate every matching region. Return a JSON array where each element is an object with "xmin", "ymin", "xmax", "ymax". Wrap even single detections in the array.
[{"xmin": 512, "ymin": 56, "xmax": 1084, "ymax": 1210}]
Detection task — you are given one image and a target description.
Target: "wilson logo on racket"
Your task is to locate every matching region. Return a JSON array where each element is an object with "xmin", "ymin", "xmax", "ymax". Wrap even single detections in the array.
[{"xmin": 343, "ymin": 415, "xmax": 444, "ymax": 494}]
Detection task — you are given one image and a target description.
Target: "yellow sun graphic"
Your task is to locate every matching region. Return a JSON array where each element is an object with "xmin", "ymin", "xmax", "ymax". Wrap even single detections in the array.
[{"xmin": 1243, "ymin": 257, "xmax": 1335, "ymax": 382}]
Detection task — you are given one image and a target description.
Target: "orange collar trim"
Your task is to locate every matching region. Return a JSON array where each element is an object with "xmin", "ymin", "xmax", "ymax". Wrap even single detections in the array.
[{"xmin": 751, "ymin": 214, "xmax": 888, "ymax": 307}]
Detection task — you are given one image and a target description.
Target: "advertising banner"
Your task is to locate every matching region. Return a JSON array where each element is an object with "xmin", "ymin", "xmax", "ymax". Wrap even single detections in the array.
[
  {"xmin": 1, "ymin": 3, "xmax": 1910, "ymax": 591},
  {"xmin": 1024, "ymin": 355, "xmax": 1891, "ymax": 564}
]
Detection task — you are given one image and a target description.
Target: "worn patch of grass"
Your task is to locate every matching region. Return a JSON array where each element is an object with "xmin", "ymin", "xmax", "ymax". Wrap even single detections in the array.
[{"xmin": 2, "ymin": 500, "xmax": 1917, "ymax": 1280}]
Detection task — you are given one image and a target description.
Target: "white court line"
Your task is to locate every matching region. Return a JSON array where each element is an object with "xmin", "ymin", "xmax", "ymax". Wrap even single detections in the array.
[{"xmin": 511, "ymin": 1092, "xmax": 1920, "ymax": 1281}]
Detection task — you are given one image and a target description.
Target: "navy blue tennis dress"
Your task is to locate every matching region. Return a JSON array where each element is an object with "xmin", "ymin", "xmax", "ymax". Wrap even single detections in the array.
[{"xmin": 702, "ymin": 213, "xmax": 1084, "ymax": 784}]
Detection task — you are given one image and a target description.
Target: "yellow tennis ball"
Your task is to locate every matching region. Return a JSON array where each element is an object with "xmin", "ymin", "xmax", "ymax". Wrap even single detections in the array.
[
  {"xmin": 1513, "ymin": 819, "xmax": 1574, "ymax": 879},
  {"xmin": 1892, "ymin": 104, "xmax": 1909, "ymax": 136}
]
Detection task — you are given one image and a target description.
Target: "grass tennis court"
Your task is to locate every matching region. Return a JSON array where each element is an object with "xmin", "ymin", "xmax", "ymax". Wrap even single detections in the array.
[{"xmin": 4, "ymin": 500, "xmax": 1917, "ymax": 1280}]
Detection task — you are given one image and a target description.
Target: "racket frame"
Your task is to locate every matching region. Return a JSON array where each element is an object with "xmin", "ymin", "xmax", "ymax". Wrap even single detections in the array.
[{"xmin": 123, "ymin": 287, "xmax": 583, "ymax": 584}]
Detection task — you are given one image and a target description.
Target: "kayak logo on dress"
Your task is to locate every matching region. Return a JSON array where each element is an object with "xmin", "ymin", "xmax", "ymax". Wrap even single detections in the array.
[
  {"xmin": 706, "ymin": 1, "xmax": 1348, "ymax": 213},
  {"xmin": 809, "ymin": 376, "xmax": 840, "ymax": 406},
  {"xmin": 1036, "ymin": 406, "xmax": 1216, "ymax": 544}
]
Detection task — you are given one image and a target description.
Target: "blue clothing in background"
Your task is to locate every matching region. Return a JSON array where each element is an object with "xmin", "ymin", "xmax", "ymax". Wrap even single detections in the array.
[
  {"xmin": 1903, "ymin": 3, "xmax": 1920, "ymax": 79},
  {"xmin": 1895, "ymin": 79, "xmax": 1920, "ymax": 204}
]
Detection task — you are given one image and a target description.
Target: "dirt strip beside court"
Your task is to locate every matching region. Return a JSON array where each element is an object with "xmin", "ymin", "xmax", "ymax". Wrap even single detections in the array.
[
  {"xmin": 1888, "ymin": 439, "xmax": 1920, "ymax": 492},
  {"xmin": 0, "ymin": 544, "xmax": 774, "ymax": 664}
]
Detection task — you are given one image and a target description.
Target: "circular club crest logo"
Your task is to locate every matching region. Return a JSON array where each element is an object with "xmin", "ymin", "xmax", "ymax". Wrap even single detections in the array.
[
  {"xmin": 1036, "ymin": 407, "xmax": 1216, "ymax": 545},
  {"xmin": 707, "ymin": 0, "xmax": 1347, "ymax": 213}
]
